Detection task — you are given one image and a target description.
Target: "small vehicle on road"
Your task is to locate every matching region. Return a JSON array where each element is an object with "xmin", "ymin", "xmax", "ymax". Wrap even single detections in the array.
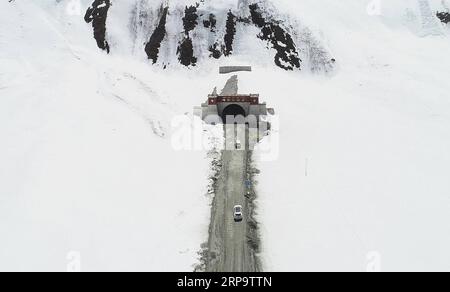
[
  {"xmin": 233, "ymin": 205, "xmax": 243, "ymax": 222},
  {"xmin": 235, "ymin": 139, "xmax": 242, "ymax": 150}
]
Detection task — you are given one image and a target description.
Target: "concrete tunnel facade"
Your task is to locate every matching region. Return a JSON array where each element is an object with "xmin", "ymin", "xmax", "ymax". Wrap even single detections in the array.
[
  {"xmin": 196, "ymin": 94, "xmax": 269, "ymax": 125},
  {"xmin": 194, "ymin": 72, "xmax": 274, "ymax": 128}
]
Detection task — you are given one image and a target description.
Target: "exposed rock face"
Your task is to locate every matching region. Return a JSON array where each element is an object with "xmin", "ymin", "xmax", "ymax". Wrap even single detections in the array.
[
  {"xmin": 177, "ymin": 37, "xmax": 197, "ymax": 66},
  {"xmin": 437, "ymin": 11, "xmax": 450, "ymax": 24},
  {"xmin": 249, "ymin": 3, "xmax": 301, "ymax": 71},
  {"xmin": 203, "ymin": 13, "xmax": 217, "ymax": 32},
  {"xmin": 145, "ymin": 7, "xmax": 169, "ymax": 64},
  {"xmin": 84, "ymin": 0, "xmax": 333, "ymax": 72},
  {"xmin": 209, "ymin": 43, "xmax": 223, "ymax": 59},
  {"xmin": 182, "ymin": 5, "xmax": 199, "ymax": 34},
  {"xmin": 84, "ymin": 0, "xmax": 111, "ymax": 53},
  {"xmin": 176, "ymin": 5, "xmax": 200, "ymax": 67},
  {"xmin": 223, "ymin": 11, "xmax": 237, "ymax": 56}
]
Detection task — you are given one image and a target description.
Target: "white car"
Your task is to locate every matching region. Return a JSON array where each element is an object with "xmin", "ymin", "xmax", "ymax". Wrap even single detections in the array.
[
  {"xmin": 233, "ymin": 205, "xmax": 243, "ymax": 222},
  {"xmin": 235, "ymin": 139, "xmax": 242, "ymax": 150}
]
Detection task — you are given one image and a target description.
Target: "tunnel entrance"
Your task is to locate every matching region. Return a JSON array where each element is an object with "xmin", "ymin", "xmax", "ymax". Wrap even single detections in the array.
[{"xmin": 221, "ymin": 104, "xmax": 246, "ymax": 124}]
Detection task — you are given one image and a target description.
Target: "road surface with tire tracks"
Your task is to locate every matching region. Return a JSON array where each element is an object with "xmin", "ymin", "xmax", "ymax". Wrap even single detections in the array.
[{"xmin": 205, "ymin": 76, "xmax": 261, "ymax": 272}]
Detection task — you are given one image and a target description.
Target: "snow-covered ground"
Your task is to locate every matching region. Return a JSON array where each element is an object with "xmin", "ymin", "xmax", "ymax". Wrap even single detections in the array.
[
  {"xmin": 0, "ymin": 0, "xmax": 211, "ymax": 271},
  {"xmin": 253, "ymin": 0, "xmax": 450, "ymax": 272},
  {"xmin": 1, "ymin": 0, "xmax": 450, "ymax": 271}
]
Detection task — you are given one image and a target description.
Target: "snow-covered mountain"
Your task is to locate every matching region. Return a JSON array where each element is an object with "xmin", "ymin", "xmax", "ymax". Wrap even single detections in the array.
[
  {"xmin": 1, "ymin": 0, "xmax": 450, "ymax": 271},
  {"xmin": 83, "ymin": 0, "xmax": 336, "ymax": 72}
]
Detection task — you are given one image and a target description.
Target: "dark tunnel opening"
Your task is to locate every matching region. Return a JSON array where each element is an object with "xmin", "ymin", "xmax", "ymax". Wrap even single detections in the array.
[{"xmin": 221, "ymin": 104, "xmax": 246, "ymax": 124}]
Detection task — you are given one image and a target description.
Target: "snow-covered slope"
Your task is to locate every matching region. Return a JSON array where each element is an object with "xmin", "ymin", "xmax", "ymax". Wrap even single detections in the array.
[
  {"xmin": 1, "ymin": 0, "xmax": 450, "ymax": 271},
  {"xmin": 83, "ymin": 0, "xmax": 335, "ymax": 72},
  {"xmin": 0, "ymin": 0, "xmax": 211, "ymax": 271},
  {"xmin": 253, "ymin": 0, "xmax": 450, "ymax": 272}
]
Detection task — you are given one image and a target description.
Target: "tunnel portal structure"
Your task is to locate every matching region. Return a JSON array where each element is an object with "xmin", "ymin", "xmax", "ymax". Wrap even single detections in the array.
[
  {"xmin": 195, "ymin": 72, "xmax": 273, "ymax": 128},
  {"xmin": 197, "ymin": 93, "xmax": 269, "ymax": 126}
]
